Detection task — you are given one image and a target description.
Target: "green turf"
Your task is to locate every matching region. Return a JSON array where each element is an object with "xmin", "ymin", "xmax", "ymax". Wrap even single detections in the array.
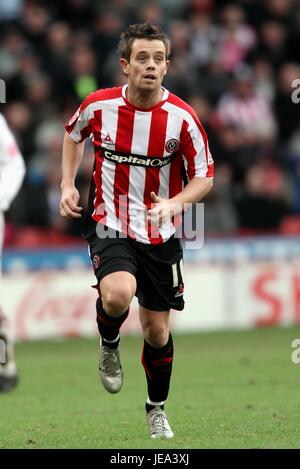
[{"xmin": 1, "ymin": 326, "xmax": 300, "ymax": 448}]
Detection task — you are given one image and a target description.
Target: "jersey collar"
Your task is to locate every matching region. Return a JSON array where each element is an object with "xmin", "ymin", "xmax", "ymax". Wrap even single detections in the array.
[{"xmin": 122, "ymin": 84, "xmax": 169, "ymax": 111}]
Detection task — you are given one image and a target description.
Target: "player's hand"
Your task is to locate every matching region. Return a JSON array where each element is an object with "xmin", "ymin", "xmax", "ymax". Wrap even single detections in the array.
[
  {"xmin": 147, "ymin": 192, "xmax": 182, "ymax": 226},
  {"xmin": 59, "ymin": 186, "xmax": 83, "ymax": 218}
]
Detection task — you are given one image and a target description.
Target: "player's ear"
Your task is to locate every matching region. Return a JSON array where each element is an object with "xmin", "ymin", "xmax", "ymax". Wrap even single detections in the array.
[
  {"xmin": 120, "ymin": 58, "xmax": 130, "ymax": 76},
  {"xmin": 164, "ymin": 60, "xmax": 170, "ymax": 76}
]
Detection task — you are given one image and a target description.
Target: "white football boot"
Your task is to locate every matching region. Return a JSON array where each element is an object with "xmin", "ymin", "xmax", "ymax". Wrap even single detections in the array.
[
  {"xmin": 0, "ymin": 321, "xmax": 19, "ymax": 393},
  {"xmin": 99, "ymin": 339, "xmax": 123, "ymax": 393},
  {"xmin": 146, "ymin": 406, "xmax": 174, "ymax": 439}
]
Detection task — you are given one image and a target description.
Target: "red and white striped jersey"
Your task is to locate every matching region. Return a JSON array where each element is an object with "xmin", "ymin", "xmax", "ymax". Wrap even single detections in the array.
[
  {"xmin": 65, "ymin": 85, "xmax": 214, "ymax": 244},
  {"xmin": 0, "ymin": 113, "xmax": 25, "ymax": 212}
]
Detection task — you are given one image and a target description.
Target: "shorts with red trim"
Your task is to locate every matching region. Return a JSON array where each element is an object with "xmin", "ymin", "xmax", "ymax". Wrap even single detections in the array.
[{"xmin": 83, "ymin": 220, "xmax": 185, "ymax": 312}]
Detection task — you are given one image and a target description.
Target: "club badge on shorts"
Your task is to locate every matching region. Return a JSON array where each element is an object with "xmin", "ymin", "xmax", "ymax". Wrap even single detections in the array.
[
  {"xmin": 92, "ymin": 255, "xmax": 101, "ymax": 270},
  {"xmin": 175, "ymin": 284, "xmax": 184, "ymax": 298}
]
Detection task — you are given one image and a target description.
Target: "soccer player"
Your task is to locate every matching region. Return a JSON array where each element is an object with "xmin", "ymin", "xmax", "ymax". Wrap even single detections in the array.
[
  {"xmin": 60, "ymin": 23, "xmax": 214, "ymax": 439},
  {"xmin": 0, "ymin": 112, "xmax": 26, "ymax": 392}
]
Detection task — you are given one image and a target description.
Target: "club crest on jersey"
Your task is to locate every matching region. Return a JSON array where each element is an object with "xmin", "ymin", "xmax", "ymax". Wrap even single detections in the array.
[
  {"xmin": 165, "ymin": 138, "xmax": 180, "ymax": 154},
  {"xmin": 92, "ymin": 255, "xmax": 101, "ymax": 270}
]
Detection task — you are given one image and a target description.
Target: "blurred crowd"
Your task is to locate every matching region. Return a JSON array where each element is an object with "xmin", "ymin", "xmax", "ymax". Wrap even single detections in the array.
[{"xmin": 1, "ymin": 0, "xmax": 300, "ymax": 246}]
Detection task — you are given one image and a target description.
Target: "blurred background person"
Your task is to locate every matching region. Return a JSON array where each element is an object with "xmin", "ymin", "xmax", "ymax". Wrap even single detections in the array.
[{"xmin": 0, "ymin": 112, "xmax": 25, "ymax": 392}]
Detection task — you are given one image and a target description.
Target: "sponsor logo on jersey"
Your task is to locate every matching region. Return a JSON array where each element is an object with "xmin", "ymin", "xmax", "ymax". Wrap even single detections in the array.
[{"xmin": 100, "ymin": 148, "xmax": 176, "ymax": 168}]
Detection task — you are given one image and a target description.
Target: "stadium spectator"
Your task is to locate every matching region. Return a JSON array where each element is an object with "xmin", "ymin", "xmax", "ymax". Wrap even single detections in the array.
[
  {"xmin": 204, "ymin": 163, "xmax": 238, "ymax": 235},
  {"xmin": 59, "ymin": 22, "xmax": 213, "ymax": 439},
  {"xmin": 216, "ymin": 62, "xmax": 277, "ymax": 146},
  {"xmin": 218, "ymin": 3, "xmax": 257, "ymax": 71},
  {"xmin": 235, "ymin": 162, "xmax": 292, "ymax": 231}
]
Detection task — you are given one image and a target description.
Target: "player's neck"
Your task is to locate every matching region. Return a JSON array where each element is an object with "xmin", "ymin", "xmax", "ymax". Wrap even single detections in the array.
[{"xmin": 126, "ymin": 85, "xmax": 163, "ymax": 110}]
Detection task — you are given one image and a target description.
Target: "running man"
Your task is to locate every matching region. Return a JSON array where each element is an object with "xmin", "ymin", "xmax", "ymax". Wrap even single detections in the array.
[
  {"xmin": 0, "ymin": 112, "xmax": 26, "ymax": 392},
  {"xmin": 60, "ymin": 23, "xmax": 214, "ymax": 438}
]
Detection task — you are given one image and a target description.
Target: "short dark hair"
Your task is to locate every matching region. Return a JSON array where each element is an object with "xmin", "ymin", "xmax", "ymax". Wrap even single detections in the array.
[{"xmin": 117, "ymin": 23, "xmax": 171, "ymax": 62}]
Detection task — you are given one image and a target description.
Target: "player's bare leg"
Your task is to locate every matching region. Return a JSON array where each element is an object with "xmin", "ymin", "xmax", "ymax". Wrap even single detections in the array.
[
  {"xmin": 97, "ymin": 271, "xmax": 136, "ymax": 393},
  {"xmin": 0, "ymin": 308, "xmax": 18, "ymax": 393},
  {"xmin": 139, "ymin": 307, "xmax": 174, "ymax": 439}
]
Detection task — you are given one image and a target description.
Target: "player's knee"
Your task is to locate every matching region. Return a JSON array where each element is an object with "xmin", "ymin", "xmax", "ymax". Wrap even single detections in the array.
[
  {"xmin": 102, "ymin": 286, "xmax": 133, "ymax": 316},
  {"xmin": 144, "ymin": 325, "xmax": 169, "ymax": 348}
]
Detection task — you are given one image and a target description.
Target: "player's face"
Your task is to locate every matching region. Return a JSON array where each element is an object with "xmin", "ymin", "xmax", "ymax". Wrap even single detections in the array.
[{"xmin": 121, "ymin": 39, "xmax": 169, "ymax": 92}]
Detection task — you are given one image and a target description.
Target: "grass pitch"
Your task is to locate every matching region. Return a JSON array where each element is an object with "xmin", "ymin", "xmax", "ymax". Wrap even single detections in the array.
[{"xmin": 1, "ymin": 326, "xmax": 300, "ymax": 449}]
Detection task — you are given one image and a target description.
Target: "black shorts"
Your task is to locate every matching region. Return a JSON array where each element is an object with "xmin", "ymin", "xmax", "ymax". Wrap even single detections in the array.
[{"xmin": 83, "ymin": 220, "xmax": 184, "ymax": 312}]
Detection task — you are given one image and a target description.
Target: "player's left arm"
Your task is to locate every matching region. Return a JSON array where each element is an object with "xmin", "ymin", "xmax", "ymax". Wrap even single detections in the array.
[
  {"xmin": 147, "ymin": 113, "xmax": 214, "ymax": 225},
  {"xmin": 147, "ymin": 177, "xmax": 213, "ymax": 225}
]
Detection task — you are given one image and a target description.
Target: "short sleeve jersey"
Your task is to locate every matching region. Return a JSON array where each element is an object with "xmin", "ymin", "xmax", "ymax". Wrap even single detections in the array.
[{"xmin": 65, "ymin": 85, "xmax": 214, "ymax": 244}]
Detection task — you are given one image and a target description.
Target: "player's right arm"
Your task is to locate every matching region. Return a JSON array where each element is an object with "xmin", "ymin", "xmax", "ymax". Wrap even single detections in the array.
[
  {"xmin": 59, "ymin": 132, "xmax": 85, "ymax": 218},
  {"xmin": 60, "ymin": 91, "xmax": 97, "ymax": 219}
]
